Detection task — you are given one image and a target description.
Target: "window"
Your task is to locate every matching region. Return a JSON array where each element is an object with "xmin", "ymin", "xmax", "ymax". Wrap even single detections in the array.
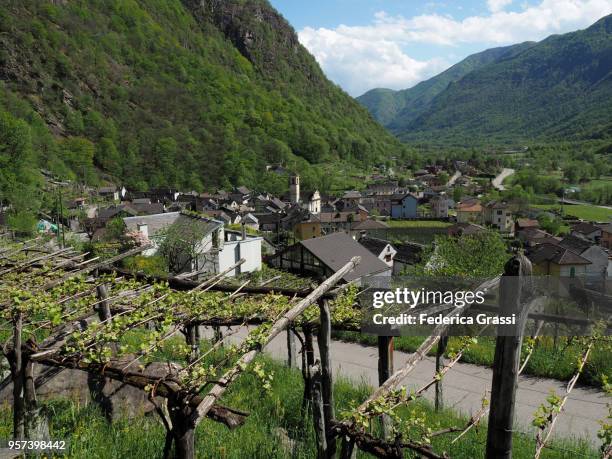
[{"xmin": 570, "ymin": 267, "xmax": 576, "ymax": 278}]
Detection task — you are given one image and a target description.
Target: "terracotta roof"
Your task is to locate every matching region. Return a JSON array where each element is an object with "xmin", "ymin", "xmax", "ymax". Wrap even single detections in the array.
[
  {"xmin": 457, "ymin": 200, "xmax": 482, "ymax": 212},
  {"xmin": 517, "ymin": 218, "xmax": 539, "ymax": 228}
]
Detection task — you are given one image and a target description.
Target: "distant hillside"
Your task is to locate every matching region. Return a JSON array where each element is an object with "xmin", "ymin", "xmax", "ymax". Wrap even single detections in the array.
[
  {"xmin": 0, "ymin": 0, "xmax": 403, "ymax": 203},
  {"xmin": 358, "ymin": 15, "xmax": 612, "ymax": 145},
  {"xmin": 358, "ymin": 42, "xmax": 535, "ymax": 127}
]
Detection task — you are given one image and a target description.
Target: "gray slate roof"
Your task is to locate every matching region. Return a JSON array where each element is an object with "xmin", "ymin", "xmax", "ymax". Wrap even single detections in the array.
[
  {"xmin": 123, "ymin": 212, "xmax": 221, "ymax": 240},
  {"xmin": 300, "ymin": 232, "xmax": 390, "ymax": 282},
  {"xmin": 358, "ymin": 236, "xmax": 392, "ymax": 256},
  {"xmin": 527, "ymin": 243, "xmax": 591, "ymax": 266},
  {"xmin": 352, "ymin": 219, "xmax": 389, "ymax": 230},
  {"xmin": 558, "ymin": 234, "xmax": 592, "ymax": 254}
]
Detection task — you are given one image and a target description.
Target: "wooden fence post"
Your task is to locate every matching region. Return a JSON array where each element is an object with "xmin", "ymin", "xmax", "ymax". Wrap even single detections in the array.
[
  {"xmin": 377, "ymin": 336, "xmax": 394, "ymax": 438},
  {"xmin": 486, "ymin": 256, "xmax": 528, "ymax": 459},
  {"xmin": 435, "ymin": 334, "xmax": 448, "ymax": 412},
  {"xmin": 212, "ymin": 325, "xmax": 223, "ymax": 345},
  {"xmin": 287, "ymin": 328, "xmax": 297, "ymax": 368},
  {"xmin": 167, "ymin": 395, "xmax": 195, "ymax": 459},
  {"xmin": 11, "ymin": 311, "xmax": 25, "ymax": 440},
  {"xmin": 302, "ymin": 325, "xmax": 315, "ymax": 408},
  {"xmin": 318, "ymin": 299, "xmax": 336, "ymax": 458},
  {"xmin": 90, "ymin": 284, "xmax": 114, "ymax": 420},
  {"xmin": 310, "ymin": 362, "xmax": 327, "ymax": 459},
  {"xmin": 185, "ymin": 325, "xmax": 199, "ymax": 362},
  {"xmin": 339, "ymin": 436, "xmax": 356, "ymax": 459}
]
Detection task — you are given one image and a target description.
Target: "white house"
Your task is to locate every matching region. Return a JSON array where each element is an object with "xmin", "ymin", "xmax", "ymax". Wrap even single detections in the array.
[
  {"xmin": 123, "ymin": 212, "xmax": 262, "ymax": 277},
  {"xmin": 306, "ymin": 190, "xmax": 321, "ymax": 214},
  {"xmin": 357, "ymin": 236, "xmax": 397, "ymax": 267},
  {"xmin": 429, "ymin": 195, "xmax": 449, "ymax": 218},
  {"xmin": 558, "ymin": 235, "xmax": 610, "ymax": 279}
]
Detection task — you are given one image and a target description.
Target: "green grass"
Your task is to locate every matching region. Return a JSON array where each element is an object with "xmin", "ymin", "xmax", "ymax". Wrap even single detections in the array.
[
  {"xmin": 533, "ymin": 204, "xmax": 612, "ymax": 221},
  {"xmin": 0, "ymin": 356, "xmax": 598, "ymax": 458},
  {"xmin": 387, "ymin": 220, "xmax": 452, "ymax": 228},
  {"xmin": 332, "ymin": 332, "xmax": 612, "ymax": 389}
]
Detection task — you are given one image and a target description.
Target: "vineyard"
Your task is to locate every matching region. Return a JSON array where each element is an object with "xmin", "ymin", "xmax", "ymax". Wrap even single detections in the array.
[{"xmin": 0, "ymin": 238, "xmax": 609, "ymax": 458}]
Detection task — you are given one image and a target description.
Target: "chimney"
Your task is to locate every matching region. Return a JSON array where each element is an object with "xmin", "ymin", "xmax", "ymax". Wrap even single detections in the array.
[{"xmin": 137, "ymin": 223, "xmax": 148, "ymax": 239}]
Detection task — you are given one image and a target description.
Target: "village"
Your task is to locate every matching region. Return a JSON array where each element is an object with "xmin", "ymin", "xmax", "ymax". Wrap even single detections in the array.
[{"xmin": 23, "ymin": 160, "xmax": 612, "ymax": 286}]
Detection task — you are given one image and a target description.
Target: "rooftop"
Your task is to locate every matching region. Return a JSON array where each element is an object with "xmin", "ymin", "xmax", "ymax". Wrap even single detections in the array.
[
  {"xmin": 300, "ymin": 232, "xmax": 390, "ymax": 282},
  {"xmin": 527, "ymin": 243, "xmax": 591, "ymax": 266},
  {"xmin": 352, "ymin": 219, "xmax": 389, "ymax": 230},
  {"xmin": 572, "ymin": 222, "xmax": 602, "ymax": 235}
]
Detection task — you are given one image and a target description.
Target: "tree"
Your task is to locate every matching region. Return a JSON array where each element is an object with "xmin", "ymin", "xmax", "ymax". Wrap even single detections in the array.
[
  {"xmin": 453, "ymin": 186, "xmax": 463, "ymax": 203},
  {"xmin": 157, "ymin": 219, "xmax": 209, "ymax": 274},
  {"xmin": 417, "ymin": 232, "xmax": 510, "ymax": 277},
  {"xmin": 0, "ymin": 110, "xmax": 40, "ymax": 218},
  {"xmin": 61, "ymin": 137, "xmax": 96, "ymax": 184},
  {"xmin": 95, "ymin": 138, "xmax": 122, "ymax": 175}
]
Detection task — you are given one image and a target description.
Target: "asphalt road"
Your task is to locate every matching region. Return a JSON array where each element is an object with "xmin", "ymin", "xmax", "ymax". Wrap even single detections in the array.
[
  {"xmin": 204, "ymin": 326, "xmax": 609, "ymax": 447},
  {"xmin": 492, "ymin": 168, "xmax": 515, "ymax": 191}
]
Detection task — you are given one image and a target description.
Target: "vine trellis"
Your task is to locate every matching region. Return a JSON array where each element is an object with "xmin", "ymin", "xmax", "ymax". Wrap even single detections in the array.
[{"xmin": 0, "ymin": 240, "xmax": 609, "ymax": 459}]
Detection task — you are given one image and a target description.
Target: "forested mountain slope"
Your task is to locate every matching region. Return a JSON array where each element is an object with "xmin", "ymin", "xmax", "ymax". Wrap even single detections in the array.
[
  {"xmin": 358, "ymin": 42, "xmax": 535, "ymax": 127},
  {"xmin": 0, "ymin": 0, "xmax": 403, "ymax": 207},
  {"xmin": 358, "ymin": 15, "xmax": 612, "ymax": 145}
]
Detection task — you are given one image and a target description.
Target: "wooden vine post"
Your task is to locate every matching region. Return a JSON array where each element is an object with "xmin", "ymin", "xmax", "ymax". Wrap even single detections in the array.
[
  {"xmin": 377, "ymin": 335, "xmax": 394, "ymax": 438},
  {"xmin": 317, "ymin": 299, "xmax": 336, "ymax": 458},
  {"xmin": 184, "ymin": 257, "xmax": 361, "ymax": 459},
  {"xmin": 310, "ymin": 362, "xmax": 327, "ymax": 458},
  {"xmin": 485, "ymin": 255, "xmax": 531, "ymax": 459},
  {"xmin": 89, "ymin": 283, "xmax": 114, "ymax": 420},
  {"xmin": 286, "ymin": 328, "xmax": 297, "ymax": 368},
  {"xmin": 11, "ymin": 311, "xmax": 25, "ymax": 440},
  {"xmin": 435, "ymin": 334, "xmax": 448, "ymax": 411},
  {"xmin": 303, "ymin": 325, "xmax": 315, "ymax": 407}
]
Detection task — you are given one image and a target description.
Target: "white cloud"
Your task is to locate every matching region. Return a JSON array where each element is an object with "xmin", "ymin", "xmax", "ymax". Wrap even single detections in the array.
[
  {"xmin": 297, "ymin": 0, "xmax": 612, "ymax": 95},
  {"xmin": 487, "ymin": 0, "xmax": 513, "ymax": 13},
  {"xmin": 298, "ymin": 27, "xmax": 447, "ymax": 96}
]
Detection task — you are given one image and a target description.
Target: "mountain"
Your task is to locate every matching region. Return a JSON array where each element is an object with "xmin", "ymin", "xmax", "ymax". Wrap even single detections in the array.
[
  {"xmin": 358, "ymin": 15, "xmax": 612, "ymax": 145},
  {"xmin": 358, "ymin": 42, "xmax": 535, "ymax": 127},
  {"xmin": 0, "ymin": 0, "xmax": 404, "ymax": 201}
]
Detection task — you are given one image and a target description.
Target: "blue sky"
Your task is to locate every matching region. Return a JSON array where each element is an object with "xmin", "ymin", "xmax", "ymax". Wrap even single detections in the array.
[{"xmin": 269, "ymin": 0, "xmax": 612, "ymax": 96}]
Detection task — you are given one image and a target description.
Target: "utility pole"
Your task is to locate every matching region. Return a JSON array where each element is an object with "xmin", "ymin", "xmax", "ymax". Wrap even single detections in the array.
[{"xmin": 57, "ymin": 189, "xmax": 66, "ymax": 248}]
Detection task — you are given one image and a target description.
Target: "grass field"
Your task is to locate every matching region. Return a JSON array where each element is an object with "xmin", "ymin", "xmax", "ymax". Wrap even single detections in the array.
[
  {"xmin": 0, "ymin": 355, "xmax": 599, "ymax": 458},
  {"xmin": 533, "ymin": 204, "xmax": 612, "ymax": 221},
  {"xmin": 386, "ymin": 220, "xmax": 452, "ymax": 228},
  {"xmin": 332, "ymin": 332, "xmax": 612, "ymax": 389}
]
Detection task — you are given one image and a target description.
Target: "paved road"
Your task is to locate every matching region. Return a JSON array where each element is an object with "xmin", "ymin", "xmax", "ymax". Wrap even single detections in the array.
[
  {"xmin": 558, "ymin": 197, "xmax": 612, "ymax": 212},
  {"xmin": 492, "ymin": 168, "xmax": 515, "ymax": 191},
  {"xmin": 447, "ymin": 170, "xmax": 462, "ymax": 187},
  {"xmin": 206, "ymin": 326, "xmax": 609, "ymax": 446}
]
